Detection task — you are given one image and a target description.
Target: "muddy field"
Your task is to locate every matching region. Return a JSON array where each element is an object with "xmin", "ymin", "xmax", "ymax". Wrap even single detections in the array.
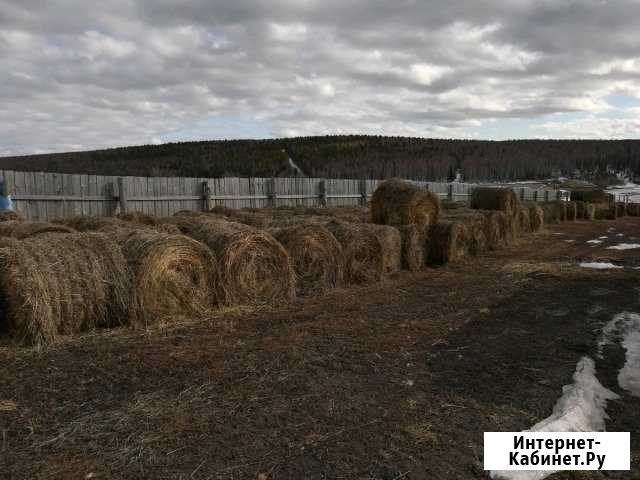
[{"xmin": 1, "ymin": 218, "xmax": 639, "ymax": 479}]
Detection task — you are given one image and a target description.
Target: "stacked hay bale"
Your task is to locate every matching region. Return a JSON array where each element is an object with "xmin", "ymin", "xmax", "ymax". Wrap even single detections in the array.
[
  {"xmin": 365, "ymin": 224, "xmax": 402, "ymax": 274},
  {"xmin": 528, "ymin": 205, "xmax": 545, "ymax": 232},
  {"xmin": 170, "ymin": 217, "xmax": 295, "ymax": 306},
  {"xmin": 371, "ymin": 178, "xmax": 440, "ymax": 230},
  {"xmin": 0, "ymin": 233, "xmax": 132, "ymax": 346},
  {"xmin": 56, "ymin": 215, "xmax": 127, "ymax": 232},
  {"xmin": 268, "ymin": 223, "xmax": 343, "ymax": 296},
  {"xmin": 470, "ymin": 187, "xmax": 520, "ymax": 221},
  {"xmin": 117, "ymin": 211, "xmax": 159, "ymax": 226},
  {"xmin": 325, "ymin": 220, "xmax": 385, "ymax": 284},
  {"xmin": 443, "ymin": 212, "xmax": 488, "ymax": 255},
  {"xmin": 371, "ymin": 178, "xmax": 440, "ymax": 268},
  {"xmin": 0, "ymin": 221, "xmax": 75, "ymax": 239},
  {"xmin": 427, "ymin": 221, "xmax": 469, "ymax": 264},
  {"xmin": 517, "ymin": 206, "xmax": 532, "ymax": 233},
  {"xmin": 396, "ymin": 224, "xmax": 424, "ymax": 272},
  {"xmin": 0, "ymin": 210, "xmax": 23, "ymax": 222},
  {"xmin": 566, "ymin": 202, "xmax": 578, "ymax": 221},
  {"xmin": 121, "ymin": 231, "xmax": 219, "ymax": 326},
  {"xmin": 482, "ymin": 211, "xmax": 504, "ymax": 251},
  {"xmin": 209, "ymin": 206, "xmax": 273, "ymax": 229}
]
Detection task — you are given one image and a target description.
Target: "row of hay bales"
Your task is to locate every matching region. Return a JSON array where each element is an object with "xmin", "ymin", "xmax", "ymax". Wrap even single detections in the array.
[{"xmin": 0, "ymin": 180, "xmax": 618, "ymax": 346}]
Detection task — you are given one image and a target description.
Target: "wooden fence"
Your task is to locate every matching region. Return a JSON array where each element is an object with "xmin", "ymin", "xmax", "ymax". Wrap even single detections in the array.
[{"xmin": 0, "ymin": 170, "xmax": 562, "ymax": 221}]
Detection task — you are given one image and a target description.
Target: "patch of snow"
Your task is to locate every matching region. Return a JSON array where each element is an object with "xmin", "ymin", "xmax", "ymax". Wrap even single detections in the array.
[
  {"xmin": 587, "ymin": 239, "xmax": 602, "ymax": 244},
  {"xmin": 598, "ymin": 312, "xmax": 640, "ymax": 397},
  {"xmin": 490, "ymin": 357, "xmax": 618, "ymax": 480},
  {"xmin": 552, "ymin": 233, "xmax": 564, "ymax": 236},
  {"xmin": 616, "ymin": 233, "xmax": 624, "ymax": 237},
  {"xmin": 606, "ymin": 243, "xmax": 640, "ymax": 250},
  {"xmin": 563, "ymin": 239, "xmax": 575, "ymax": 243},
  {"xmin": 579, "ymin": 262, "xmax": 623, "ymax": 270}
]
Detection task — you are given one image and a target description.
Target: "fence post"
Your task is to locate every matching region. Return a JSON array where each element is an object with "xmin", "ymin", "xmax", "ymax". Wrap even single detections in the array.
[
  {"xmin": 359, "ymin": 179, "xmax": 368, "ymax": 206},
  {"xmin": 202, "ymin": 181, "xmax": 211, "ymax": 212},
  {"xmin": 533, "ymin": 190, "xmax": 538, "ymax": 203},
  {"xmin": 520, "ymin": 188, "xmax": 525, "ymax": 201},
  {"xmin": 117, "ymin": 177, "xmax": 127, "ymax": 214},
  {"xmin": 544, "ymin": 190, "xmax": 549, "ymax": 202},
  {"xmin": 447, "ymin": 184, "xmax": 453, "ymax": 201},
  {"xmin": 319, "ymin": 180, "xmax": 328, "ymax": 207},
  {"xmin": 269, "ymin": 177, "xmax": 277, "ymax": 207}
]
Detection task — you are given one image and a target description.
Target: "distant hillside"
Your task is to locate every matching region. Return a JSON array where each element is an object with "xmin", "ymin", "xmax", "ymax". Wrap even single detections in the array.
[{"xmin": 1, "ymin": 136, "xmax": 639, "ymax": 182}]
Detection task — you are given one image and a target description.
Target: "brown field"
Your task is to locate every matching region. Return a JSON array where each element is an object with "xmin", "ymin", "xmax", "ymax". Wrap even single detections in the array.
[{"xmin": 1, "ymin": 215, "xmax": 639, "ymax": 479}]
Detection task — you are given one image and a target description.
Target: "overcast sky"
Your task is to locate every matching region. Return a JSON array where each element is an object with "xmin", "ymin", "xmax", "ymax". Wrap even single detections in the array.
[{"xmin": 1, "ymin": 0, "xmax": 640, "ymax": 155}]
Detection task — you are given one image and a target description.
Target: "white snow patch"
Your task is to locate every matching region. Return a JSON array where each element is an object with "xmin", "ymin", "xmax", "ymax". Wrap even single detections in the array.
[
  {"xmin": 616, "ymin": 233, "xmax": 624, "ymax": 237},
  {"xmin": 587, "ymin": 239, "xmax": 603, "ymax": 244},
  {"xmin": 607, "ymin": 243, "xmax": 640, "ymax": 250},
  {"xmin": 563, "ymin": 239, "xmax": 575, "ymax": 243},
  {"xmin": 490, "ymin": 357, "xmax": 618, "ymax": 480},
  {"xmin": 598, "ymin": 236, "xmax": 609, "ymax": 240},
  {"xmin": 579, "ymin": 262, "xmax": 623, "ymax": 270},
  {"xmin": 598, "ymin": 312, "xmax": 640, "ymax": 397}
]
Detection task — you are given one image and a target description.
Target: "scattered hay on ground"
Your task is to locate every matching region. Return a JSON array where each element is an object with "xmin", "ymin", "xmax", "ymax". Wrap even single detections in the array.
[
  {"xmin": 121, "ymin": 231, "xmax": 219, "ymax": 326},
  {"xmin": 427, "ymin": 221, "xmax": 469, "ymax": 265},
  {"xmin": 0, "ymin": 233, "xmax": 132, "ymax": 346},
  {"xmin": 0, "ymin": 221, "xmax": 75, "ymax": 239},
  {"xmin": 182, "ymin": 218, "xmax": 295, "ymax": 307},
  {"xmin": 470, "ymin": 187, "xmax": 520, "ymax": 219},
  {"xmin": 268, "ymin": 223, "xmax": 344, "ymax": 296},
  {"xmin": 397, "ymin": 224, "xmax": 425, "ymax": 272},
  {"xmin": 371, "ymin": 178, "xmax": 440, "ymax": 230},
  {"xmin": 0, "ymin": 210, "xmax": 23, "ymax": 222},
  {"xmin": 325, "ymin": 220, "xmax": 385, "ymax": 284}
]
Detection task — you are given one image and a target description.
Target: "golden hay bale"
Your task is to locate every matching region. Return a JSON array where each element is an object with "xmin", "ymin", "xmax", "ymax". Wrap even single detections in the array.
[
  {"xmin": 470, "ymin": 187, "xmax": 520, "ymax": 219},
  {"xmin": 121, "ymin": 231, "xmax": 218, "ymax": 325},
  {"xmin": 210, "ymin": 206, "xmax": 274, "ymax": 229},
  {"xmin": 570, "ymin": 189, "xmax": 612, "ymax": 203},
  {"xmin": 444, "ymin": 212, "xmax": 488, "ymax": 255},
  {"xmin": 55, "ymin": 215, "xmax": 125, "ymax": 232},
  {"xmin": 366, "ymin": 224, "xmax": 402, "ymax": 274},
  {"xmin": 566, "ymin": 202, "xmax": 578, "ymax": 221},
  {"xmin": 371, "ymin": 178, "xmax": 440, "ymax": 229},
  {"xmin": 440, "ymin": 200, "xmax": 469, "ymax": 211},
  {"xmin": 268, "ymin": 223, "xmax": 344, "ymax": 296},
  {"xmin": 616, "ymin": 202, "xmax": 627, "ymax": 217},
  {"xmin": 325, "ymin": 220, "xmax": 385, "ymax": 284},
  {"xmin": 0, "ymin": 221, "xmax": 75, "ymax": 239},
  {"xmin": 517, "ymin": 206, "xmax": 532, "ymax": 233},
  {"xmin": 482, "ymin": 211, "xmax": 503, "ymax": 251},
  {"xmin": 397, "ymin": 224, "xmax": 425, "ymax": 272},
  {"xmin": 627, "ymin": 203, "xmax": 640, "ymax": 217},
  {"xmin": 0, "ymin": 210, "xmax": 23, "ymax": 222},
  {"xmin": 0, "ymin": 233, "xmax": 132, "ymax": 346},
  {"xmin": 117, "ymin": 211, "xmax": 159, "ymax": 226},
  {"xmin": 181, "ymin": 218, "xmax": 295, "ymax": 306},
  {"xmin": 528, "ymin": 205, "xmax": 545, "ymax": 232},
  {"xmin": 427, "ymin": 221, "xmax": 469, "ymax": 265}
]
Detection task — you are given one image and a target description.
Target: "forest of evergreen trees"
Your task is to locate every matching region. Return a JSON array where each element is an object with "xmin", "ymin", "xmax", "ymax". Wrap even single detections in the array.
[{"xmin": 1, "ymin": 136, "xmax": 639, "ymax": 182}]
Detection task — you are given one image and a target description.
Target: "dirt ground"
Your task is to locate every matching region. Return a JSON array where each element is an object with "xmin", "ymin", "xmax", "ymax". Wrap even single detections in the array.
[{"xmin": 1, "ymin": 218, "xmax": 640, "ymax": 480}]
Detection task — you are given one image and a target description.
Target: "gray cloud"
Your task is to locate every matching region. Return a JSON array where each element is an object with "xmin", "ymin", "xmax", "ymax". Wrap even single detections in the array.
[{"xmin": 1, "ymin": 0, "xmax": 640, "ymax": 155}]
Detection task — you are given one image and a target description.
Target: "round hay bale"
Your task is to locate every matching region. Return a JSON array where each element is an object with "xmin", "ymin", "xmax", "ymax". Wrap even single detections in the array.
[
  {"xmin": 0, "ymin": 221, "xmax": 75, "ymax": 239},
  {"xmin": 0, "ymin": 233, "xmax": 132, "ymax": 346},
  {"xmin": 470, "ymin": 187, "xmax": 520, "ymax": 219},
  {"xmin": 397, "ymin": 224, "xmax": 424, "ymax": 272},
  {"xmin": 371, "ymin": 178, "xmax": 440, "ymax": 230},
  {"xmin": 366, "ymin": 224, "xmax": 402, "ymax": 274},
  {"xmin": 210, "ymin": 206, "xmax": 273, "ymax": 229},
  {"xmin": 528, "ymin": 205, "xmax": 545, "ymax": 232},
  {"xmin": 56, "ymin": 215, "xmax": 126, "ymax": 232},
  {"xmin": 482, "ymin": 211, "xmax": 503, "ymax": 251},
  {"xmin": 325, "ymin": 220, "xmax": 385, "ymax": 284},
  {"xmin": 184, "ymin": 218, "xmax": 295, "ymax": 306},
  {"xmin": 443, "ymin": 212, "xmax": 488, "ymax": 255},
  {"xmin": 426, "ymin": 221, "xmax": 469, "ymax": 265},
  {"xmin": 0, "ymin": 210, "xmax": 23, "ymax": 222},
  {"xmin": 594, "ymin": 202, "xmax": 616, "ymax": 220},
  {"xmin": 121, "ymin": 231, "xmax": 219, "ymax": 325},
  {"xmin": 268, "ymin": 223, "xmax": 344, "ymax": 296},
  {"xmin": 117, "ymin": 211, "xmax": 159, "ymax": 226},
  {"xmin": 565, "ymin": 202, "xmax": 578, "ymax": 221},
  {"xmin": 616, "ymin": 202, "xmax": 627, "ymax": 217},
  {"xmin": 517, "ymin": 206, "xmax": 532, "ymax": 234}
]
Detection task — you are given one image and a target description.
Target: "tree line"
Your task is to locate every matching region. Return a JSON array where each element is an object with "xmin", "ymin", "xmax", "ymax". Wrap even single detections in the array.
[{"xmin": 1, "ymin": 135, "xmax": 639, "ymax": 183}]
